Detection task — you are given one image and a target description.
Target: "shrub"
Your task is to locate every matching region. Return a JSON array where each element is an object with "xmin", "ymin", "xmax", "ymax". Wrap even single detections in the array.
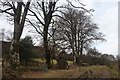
[
  {"xmin": 57, "ymin": 50, "xmax": 69, "ymax": 69},
  {"xmin": 19, "ymin": 36, "xmax": 34, "ymax": 65}
]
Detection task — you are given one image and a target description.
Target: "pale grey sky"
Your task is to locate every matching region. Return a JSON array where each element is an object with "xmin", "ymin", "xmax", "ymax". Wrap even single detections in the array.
[
  {"xmin": 82, "ymin": 0, "xmax": 118, "ymax": 56},
  {"xmin": 0, "ymin": 0, "xmax": 119, "ymax": 56}
]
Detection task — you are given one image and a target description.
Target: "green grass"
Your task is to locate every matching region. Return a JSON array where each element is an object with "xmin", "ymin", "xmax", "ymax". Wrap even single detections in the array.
[
  {"xmin": 67, "ymin": 60, "xmax": 73, "ymax": 65},
  {"xmin": 33, "ymin": 58, "xmax": 73, "ymax": 65}
]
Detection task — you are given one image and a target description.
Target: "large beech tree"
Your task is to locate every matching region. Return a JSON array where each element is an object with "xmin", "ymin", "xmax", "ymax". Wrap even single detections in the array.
[
  {"xmin": 27, "ymin": 0, "xmax": 91, "ymax": 69},
  {"xmin": 0, "ymin": 0, "xmax": 31, "ymax": 78},
  {"xmin": 54, "ymin": 7, "xmax": 105, "ymax": 64}
]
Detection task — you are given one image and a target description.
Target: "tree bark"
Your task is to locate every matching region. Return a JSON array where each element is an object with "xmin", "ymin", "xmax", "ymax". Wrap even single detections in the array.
[
  {"xmin": 42, "ymin": 1, "xmax": 56, "ymax": 69},
  {"xmin": 44, "ymin": 17, "xmax": 52, "ymax": 68},
  {"xmin": 43, "ymin": 25, "xmax": 52, "ymax": 68},
  {"xmin": 3, "ymin": 1, "xmax": 31, "ymax": 78},
  {"xmin": 9, "ymin": 40, "xmax": 20, "ymax": 69}
]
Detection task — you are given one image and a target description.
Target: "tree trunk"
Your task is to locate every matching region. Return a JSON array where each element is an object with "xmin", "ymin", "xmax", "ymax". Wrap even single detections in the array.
[
  {"xmin": 9, "ymin": 40, "xmax": 20, "ymax": 69},
  {"xmin": 72, "ymin": 48, "xmax": 76, "ymax": 64},
  {"xmin": 43, "ymin": 6, "xmax": 53, "ymax": 68},
  {"xmin": 78, "ymin": 41, "xmax": 83, "ymax": 65},
  {"xmin": 3, "ymin": 2, "xmax": 31, "ymax": 78},
  {"xmin": 44, "ymin": 24, "xmax": 52, "ymax": 69},
  {"xmin": 80, "ymin": 45, "xmax": 83, "ymax": 55}
]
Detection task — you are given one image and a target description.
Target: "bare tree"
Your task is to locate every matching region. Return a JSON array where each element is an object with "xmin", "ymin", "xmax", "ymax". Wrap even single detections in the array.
[
  {"xmin": 27, "ymin": 0, "xmax": 90, "ymax": 68},
  {"xmin": 0, "ymin": 0, "xmax": 31, "ymax": 78},
  {"xmin": 0, "ymin": 28, "xmax": 5, "ymax": 41},
  {"xmin": 87, "ymin": 47, "xmax": 102, "ymax": 58},
  {"xmin": 0, "ymin": 28, "xmax": 13, "ymax": 41},
  {"xmin": 27, "ymin": 0, "xmax": 57, "ymax": 68},
  {"xmin": 54, "ymin": 7, "xmax": 106, "ymax": 64}
]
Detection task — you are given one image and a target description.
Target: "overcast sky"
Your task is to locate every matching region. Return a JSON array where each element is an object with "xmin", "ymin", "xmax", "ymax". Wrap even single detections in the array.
[
  {"xmin": 0, "ymin": 0, "xmax": 119, "ymax": 56},
  {"xmin": 82, "ymin": 0, "xmax": 118, "ymax": 56}
]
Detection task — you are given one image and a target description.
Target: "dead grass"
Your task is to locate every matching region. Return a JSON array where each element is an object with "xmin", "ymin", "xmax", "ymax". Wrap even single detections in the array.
[
  {"xmin": 79, "ymin": 65, "xmax": 119, "ymax": 78},
  {"xmin": 21, "ymin": 65, "xmax": 119, "ymax": 78}
]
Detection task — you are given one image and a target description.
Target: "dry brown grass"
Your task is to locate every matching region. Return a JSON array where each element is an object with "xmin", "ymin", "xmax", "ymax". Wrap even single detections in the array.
[{"xmin": 21, "ymin": 65, "xmax": 119, "ymax": 78}]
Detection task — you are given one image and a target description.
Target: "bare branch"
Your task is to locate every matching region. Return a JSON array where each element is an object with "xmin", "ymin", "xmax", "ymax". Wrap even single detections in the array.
[
  {"xmin": 42, "ymin": 2, "xmax": 46, "ymax": 16},
  {"xmin": 22, "ymin": 2, "xmax": 45, "ymax": 26},
  {"xmin": 0, "ymin": 7, "xmax": 14, "ymax": 16},
  {"xmin": 26, "ymin": 18, "xmax": 43, "ymax": 37},
  {"xmin": 66, "ymin": 0, "xmax": 93, "ymax": 15},
  {"xmin": 0, "ymin": 7, "xmax": 12, "ymax": 12},
  {"xmin": 29, "ymin": 8, "xmax": 45, "ymax": 26},
  {"xmin": 20, "ymin": 1, "xmax": 30, "ymax": 27},
  {"xmin": 75, "ymin": 0, "xmax": 86, "ymax": 6}
]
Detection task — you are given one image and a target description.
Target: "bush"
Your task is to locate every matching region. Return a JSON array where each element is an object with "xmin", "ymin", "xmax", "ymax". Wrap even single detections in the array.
[
  {"xmin": 57, "ymin": 50, "xmax": 69, "ymax": 69},
  {"xmin": 19, "ymin": 36, "xmax": 34, "ymax": 65},
  {"xmin": 57, "ymin": 58, "xmax": 68, "ymax": 69}
]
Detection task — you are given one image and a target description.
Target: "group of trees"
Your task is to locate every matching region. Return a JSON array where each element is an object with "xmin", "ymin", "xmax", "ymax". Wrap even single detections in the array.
[
  {"xmin": 85, "ymin": 48, "xmax": 115, "ymax": 65},
  {"xmin": 52, "ymin": 7, "xmax": 105, "ymax": 64},
  {"xmin": 0, "ymin": 0, "xmax": 108, "ymax": 78}
]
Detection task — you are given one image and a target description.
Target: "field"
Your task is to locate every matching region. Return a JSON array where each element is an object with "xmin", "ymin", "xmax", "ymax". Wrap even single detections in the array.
[
  {"xmin": 21, "ymin": 59, "xmax": 119, "ymax": 78},
  {"xmin": 22, "ymin": 65, "xmax": 119, "ymax": 78},
  {"xmin": 34, "ymin": 58, "xmax": 73, "ymax": 65}
]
